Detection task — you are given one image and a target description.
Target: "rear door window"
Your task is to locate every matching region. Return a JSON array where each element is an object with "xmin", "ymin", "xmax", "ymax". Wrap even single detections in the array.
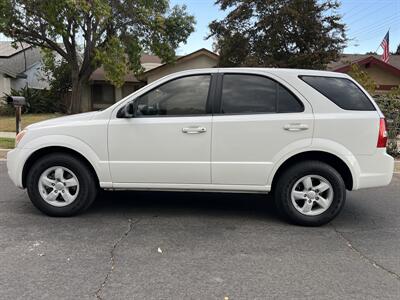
[
  {"xmin": 220, "ymin": 74, "xmax": 303, "ymax": 114},
  {"xmin": 300, "ymin": 76, "xmax": 375, "ymax": 111}
]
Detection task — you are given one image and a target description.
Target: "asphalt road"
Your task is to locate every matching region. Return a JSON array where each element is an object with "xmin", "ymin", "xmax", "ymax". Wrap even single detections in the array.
[{"xmin": 0, "ymin": 161, "xmax": 399, "ymax": 300}]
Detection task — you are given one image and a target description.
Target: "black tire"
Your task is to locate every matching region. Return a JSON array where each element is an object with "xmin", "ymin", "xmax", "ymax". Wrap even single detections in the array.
[
  {"xmin": 26, "ymin": 153, "xmax": 98, "ymax": 217},
  {"xmin": 274, "ymin": 161, "xmax": 346, "ymax": 226}
]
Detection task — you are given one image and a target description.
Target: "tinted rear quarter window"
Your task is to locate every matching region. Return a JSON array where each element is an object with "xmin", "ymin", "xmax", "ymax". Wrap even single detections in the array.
[{"xmin": 300, "ymin": 76, "xmax": 375, "ymax": 111}]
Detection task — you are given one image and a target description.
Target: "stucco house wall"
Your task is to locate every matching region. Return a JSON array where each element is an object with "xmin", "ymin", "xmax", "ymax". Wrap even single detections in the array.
[
  {"xmin": 0, "ymin": 73, "xmax": 11, "ymax": 95},
  {"xmin": 358, "ymin": 63, "xmax": 400, "ymax": 87},
  {"xmin": 11, "ymin": 62, "xmax": 49, "ymax": 91}
]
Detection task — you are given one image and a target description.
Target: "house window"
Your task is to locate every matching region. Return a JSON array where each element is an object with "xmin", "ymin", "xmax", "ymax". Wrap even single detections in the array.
[
  {"xmin": 122, "ymin": 83, "xmax": 144, "ymax": 98},
  {"xmin": 91, "ymin": 83, "xmax": 115, "ymax": 109}
]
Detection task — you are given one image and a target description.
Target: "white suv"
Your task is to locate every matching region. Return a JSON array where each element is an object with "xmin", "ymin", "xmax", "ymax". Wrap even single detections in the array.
[{"xmin": 7, "ymin": 68, "xmax": 394, "ymax": 226}]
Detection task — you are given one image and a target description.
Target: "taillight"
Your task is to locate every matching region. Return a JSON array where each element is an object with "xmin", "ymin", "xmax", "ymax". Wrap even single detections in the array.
[{"xmin": 377, "ymin": 118, "xmax": 388, "ymax": 148}]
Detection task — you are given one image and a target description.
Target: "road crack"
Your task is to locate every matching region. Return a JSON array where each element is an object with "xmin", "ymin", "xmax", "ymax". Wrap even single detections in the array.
[
  {"xmin": 331, "ymin": 223, "xmax": 400, "ymax": 281},
  {"xmin": 95, "ymin": 218, "xmax": 141, "ymax": 299}
]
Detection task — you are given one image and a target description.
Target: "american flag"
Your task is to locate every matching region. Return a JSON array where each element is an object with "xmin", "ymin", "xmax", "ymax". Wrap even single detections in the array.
[{"xmin": 380, "ymin": 31, "xmax": 390, "ymax": 63}]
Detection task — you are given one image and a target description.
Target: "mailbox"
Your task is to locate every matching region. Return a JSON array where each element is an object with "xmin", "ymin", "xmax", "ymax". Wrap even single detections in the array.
[
  {"xmin": 6, "ymin": 96, "xmax": 26, "ymax": 107},
  {"xmin": 6, "ymin": 96, "xmax": 26, "ymax": 134}
]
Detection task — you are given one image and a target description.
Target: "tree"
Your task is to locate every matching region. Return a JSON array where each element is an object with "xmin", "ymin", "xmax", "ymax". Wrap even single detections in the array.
[
  {"xmin": 347, "ymin": 63, "xmax": 376, "ymax": 95},
  {"xmin": 0, "ymin": 0, "xmax": 195, "ymax": 113},
  {"xmin": 208, "ymin": 0, "xmax": 347, "ymax": 69},
  {"xmin": 41, "ymin": 49, "xmax": 72, "ymax": 103},
  {"xmin": 395, "ymin": 44, "xmax": 400, "ymax": 55}
]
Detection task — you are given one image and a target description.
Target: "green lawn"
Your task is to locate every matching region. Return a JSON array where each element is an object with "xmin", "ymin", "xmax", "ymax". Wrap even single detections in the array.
[
  {"xmin": 0, "ymin": 137, "xmax": 15, "ymax": 149},
  {"xmin": 0, "ymin": 113, "xmax": 63, "ymax": 132}
]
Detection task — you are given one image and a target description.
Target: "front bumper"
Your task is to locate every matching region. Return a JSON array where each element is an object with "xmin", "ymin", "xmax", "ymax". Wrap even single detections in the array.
[{"xmin": 6, "ymin": 147, "xmax": 29, "ymax": 189}]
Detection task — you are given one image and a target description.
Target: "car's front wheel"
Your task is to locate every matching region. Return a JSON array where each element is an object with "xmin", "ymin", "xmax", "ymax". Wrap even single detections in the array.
[
  {"xmin": 26, "ymin": 153, "xmax": 98, "ymax": 216},
  {"xmin": 274, "ymin": 161, "xmax": 346, "ymax": 226}
]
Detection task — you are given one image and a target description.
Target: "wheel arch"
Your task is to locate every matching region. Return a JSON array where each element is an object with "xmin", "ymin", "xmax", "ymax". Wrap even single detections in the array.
[
  {"xmin": 22, "ymin": 146, "xmax": 100, "ymax": 188},
  {"xmin": 270, "ymin": 151, "xmax": 354, "ymax": 191}
]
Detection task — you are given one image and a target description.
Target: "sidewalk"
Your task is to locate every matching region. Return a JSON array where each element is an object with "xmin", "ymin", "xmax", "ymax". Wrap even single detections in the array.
[{"xmin": 0, "ymin": 132, "xmax": 15, "ymax": 138}]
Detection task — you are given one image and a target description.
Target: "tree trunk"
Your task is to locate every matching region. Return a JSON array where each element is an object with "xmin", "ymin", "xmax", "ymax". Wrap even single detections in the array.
[
  {"xmin": 69, "ymin": 62, "xmax": 94, "ymax": 114},
  {"xmin": 69, "ymin": 75, "xmax": 82, "ymax": 114}
]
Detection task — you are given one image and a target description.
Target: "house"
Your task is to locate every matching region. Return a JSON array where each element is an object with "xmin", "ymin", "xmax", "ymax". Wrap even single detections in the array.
[
  {"xmin": 82, "ymin": 48, "xmax": 219, "ymax": 111},
  {"xmin": 327, "ymin": 54, "xmax": 400, "ymax": 93},
  {"xmin": 85, "ymin": 51, "xmax": 400, "ymax": 111},
  {"xmin": 0, "ymin": 42, "xmax": 47, "ymax": 97},
  {"xmin": 1, "ymin": 43, "xmax": 219, "ymax": 112},
  {"xmin": 83, "ymin": 54, "xmax": 162, "ymax": 111},
  {"xmin": 143, "ymin": 48, "xmax": 220, "ymax": 83}
]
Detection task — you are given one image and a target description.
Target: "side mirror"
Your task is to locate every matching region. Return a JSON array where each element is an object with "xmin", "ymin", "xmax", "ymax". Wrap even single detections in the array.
[{"xmin": 117, "ymin": 101, "xmax": 136, "ymax": 118}]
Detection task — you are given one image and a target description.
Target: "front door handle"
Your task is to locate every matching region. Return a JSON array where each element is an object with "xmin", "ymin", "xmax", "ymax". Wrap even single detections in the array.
[
  {"xmin": 182, "ymin": 126, "xmax": 207, "ymax": 134},
  {"xmin": 283, "ymin": 123, "xmax": 309, "ymax": 131}
]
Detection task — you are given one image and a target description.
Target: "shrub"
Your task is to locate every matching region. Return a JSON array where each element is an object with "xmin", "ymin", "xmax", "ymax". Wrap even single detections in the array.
[
  {"xmin": 374, "ymin": 89, "xmax": 400, "ymax": 157},
  {"xmin": 0, "ymin": 99, "xmax": 15, "ymax": 116},
  {"xmin": 2, "ymin": 86, "xmax": 66, "ymax": 115},
  {"xmin": 348, "ymin": 63, "xmax": 399, "ymax": 157}
]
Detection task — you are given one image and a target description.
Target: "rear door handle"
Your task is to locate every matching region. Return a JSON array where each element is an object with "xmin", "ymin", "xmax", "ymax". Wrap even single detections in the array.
[
  {"xmin": 182, "ymin": 126, "xmax": 207, "ymax": 134},
  {"xmin": 283, "ymin": 123, "xmax": 309, "ymax": 131}
]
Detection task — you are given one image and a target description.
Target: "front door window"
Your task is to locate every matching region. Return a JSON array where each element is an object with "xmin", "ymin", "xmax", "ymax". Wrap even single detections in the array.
[{"xmin": 135, "ymin": 75, "xmax": 211, "ymax": 116}]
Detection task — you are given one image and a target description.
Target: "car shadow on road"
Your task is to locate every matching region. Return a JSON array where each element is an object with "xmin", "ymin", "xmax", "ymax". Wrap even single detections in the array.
[{"xmin": 88, "ymin": 190, "xmax": 282, "ymax": 223}]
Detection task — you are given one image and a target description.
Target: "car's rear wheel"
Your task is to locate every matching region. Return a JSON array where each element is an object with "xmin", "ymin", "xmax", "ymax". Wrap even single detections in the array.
[
  {"xmin": 274, "ymin": 161, "xmax": 346, "ymax": 226},
  {"xmin": 26, "ymin": 153, "xmax": 98, "ymax": 216}
]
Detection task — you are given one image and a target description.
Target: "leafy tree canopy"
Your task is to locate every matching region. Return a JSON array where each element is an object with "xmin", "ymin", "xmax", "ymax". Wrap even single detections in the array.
[
  {"xmin": 0, "ymin": 0, "xmax": 195, "ymax": 113},
  {"xmin": 208, "ymin": 0, "xmax": 347, "ymax": 69},
  {"xmin": 347, "ymin": 63, "xmax": 376, "ymax": 95}
]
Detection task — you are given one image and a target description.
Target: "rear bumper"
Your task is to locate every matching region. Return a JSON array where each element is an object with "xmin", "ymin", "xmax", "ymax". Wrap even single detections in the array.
[{"xmin": 353, "ymin": 149, "xmax": 394, "ymax": 190}]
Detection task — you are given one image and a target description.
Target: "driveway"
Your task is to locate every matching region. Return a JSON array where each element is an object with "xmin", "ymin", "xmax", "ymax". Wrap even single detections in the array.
[{"xmin": 0, "ymin": 161, "xmax": 399, "ymax": 299}]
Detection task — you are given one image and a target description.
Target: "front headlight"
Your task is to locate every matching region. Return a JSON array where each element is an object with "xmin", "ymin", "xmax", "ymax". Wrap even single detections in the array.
[{"xmin": 15, "ymin": 129, "xmax": 27, "ymax": 147}]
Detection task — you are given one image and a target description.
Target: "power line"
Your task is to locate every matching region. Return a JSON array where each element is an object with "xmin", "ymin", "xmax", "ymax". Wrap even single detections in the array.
[
  {"xmin": 344, "ymin": 5, "xmax": 388, "ymax": 26},
  {"xmin": 349, "ymin": 14, "xmax": 398, "ymax": 37},
  {"xmin": 357, "ymin": 27, "xmax": 399, "ymax": 43}
]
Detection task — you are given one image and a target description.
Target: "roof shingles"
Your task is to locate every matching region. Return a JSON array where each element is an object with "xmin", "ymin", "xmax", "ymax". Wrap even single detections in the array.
[{"xmin": 0, "ymin": 41, "xmax": 32, "ymax": 57}]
